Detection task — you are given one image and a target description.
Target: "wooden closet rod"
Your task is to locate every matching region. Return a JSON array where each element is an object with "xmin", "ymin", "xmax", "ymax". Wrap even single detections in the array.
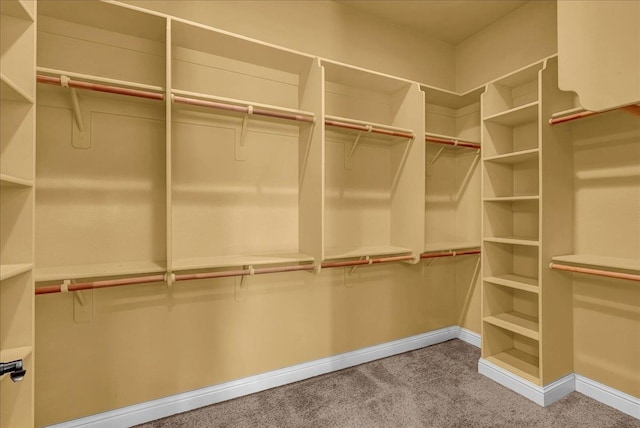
[
  {"xmin": 324, "ymin": 119, "xmax": 414, "ymax": 139},
  {"xmin": 425, "ymin": 135, "xmax": 481, "ymax": 150},
  {"xmin": 174, "ymin": 264, "xmax": 315, "ymax": 282},
  {"xmin": 172, "ymin": 95, "xmax": 315, "ymax": 123},
  {"xmin": 549, "ymin": 104, "xmax": 640, "ymax": 125},
  {"xmin": 321, "ymin": 255, "xmax": 414, "ymax": 269},
  {"xmin": 36, "ymin": 75, "xmax": 164, "ymax": 101},
  {"xmin": 35, "ymin": 274, "xmax": 166, "ymax": 295},
  {"xmin": 549, "ymin": 262, "xmax": 640, "ymax": 282}
]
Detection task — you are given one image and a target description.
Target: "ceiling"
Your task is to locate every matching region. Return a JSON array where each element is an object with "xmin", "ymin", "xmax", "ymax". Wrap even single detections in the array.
[{"xmin": 337, "ymin": 1, "xmax": 528, "ymax": 45}]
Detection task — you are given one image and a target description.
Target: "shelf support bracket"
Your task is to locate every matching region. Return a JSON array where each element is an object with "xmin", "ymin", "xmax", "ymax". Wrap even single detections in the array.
[
  {"xmin": 344, "ymin": 125, "xmax": 370, "ymax": 169},
  {"xmin": 59, "ymin": 75, "xmax": 91, "ymax": 150},
  {"xmin": 235, "ymin": 106, "xmax": 252, "ymax": 161},
  {"xmin": 428, "ymin": 146, "xmax": 446, "ymax": 166}
]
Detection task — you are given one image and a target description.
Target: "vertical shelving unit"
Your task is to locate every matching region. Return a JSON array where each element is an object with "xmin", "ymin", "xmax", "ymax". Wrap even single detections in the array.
[
  {"xmin": 422, "ymin": 85, "xmax": 483, "ymax": 254},
  {"xmin": 0, "ymin": 1, "xmax": 36, "ymax": 426},
  {"xmin": 33, "ymin": 1, "xmax": 168, "ymax": 283},
  {"xmin": 480, "ymin": 57, "xmax": 574, "ymax": 393},
  {"xmin": 322, "ymin": 60, "xmax": 424, "ymax": 262},
  {"xmin": 170, "ymin": 20, "xmax": 322, "ymax": 272}
]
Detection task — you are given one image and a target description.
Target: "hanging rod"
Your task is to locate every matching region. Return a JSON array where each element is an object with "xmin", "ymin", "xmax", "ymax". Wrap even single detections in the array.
[
  {"xmin": 174, "ymin": 264, "xmax": 315, "ymax": 282},
  {"xmin": 36, "ymin": 75, "xmax": 165, "ymax": 101},
  {"xmin": 172, "ymin": 95, "xmax": 315, "ymax": 124},
  {"xmin": 425, "ymin": 135, "xmax": 481, "ymax": 150},
  {"xmin": 324, "ymin": 118, "xmax": 414, "ymax": 139},
  {"xmin": 420, "ymin": 249, "xmax": 481, "ymax": 259},
  {"xmin": 35, "ymin": 274, "xmax": 166, "ymax": 295},
  {"xmin": 549, "ymin": 262, "xmax": 640, "ymax": 282},
  {"xmin": 549, "ymin": 103, "xmax": 640, "ymax": 125},
  {"xmin": 321, "ymin": 255, "xmax": 414, "ymax": 269}
]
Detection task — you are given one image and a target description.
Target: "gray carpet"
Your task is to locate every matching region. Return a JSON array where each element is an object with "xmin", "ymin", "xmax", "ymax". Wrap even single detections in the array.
[{"xmin": 136, "ymin": 339, "xmax": 639, "ymax": 427}]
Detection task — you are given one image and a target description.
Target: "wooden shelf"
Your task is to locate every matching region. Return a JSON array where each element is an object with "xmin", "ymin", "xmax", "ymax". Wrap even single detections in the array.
[
  {"xmin": 172, "ymin": 253, "xmax": 314, "ymax": 272},
  {"xmin": 484, "ymin": 274, "xmax": 539, "ymax": 294},
  {"xmin": 484, "ymin": 195, "xmax": 539, "ymax": 202},
  {"xmin": 35, "ymin": 261, "xmax": 167, "ymax": 282},
  {"xmin": 423, "ymin": 242, "xmax": 481, "ymax": 253},
  {"xmin": 483, "ymin": 102, "xmax": 538, "ymax": 126},
  {"xmin": 551, "ymin": 254, "xmax": 640, "ymax": 273},
  {"xmin": 324, "ymin": 246, "xmax": 412, "ymax": 261},
  {"xmin": 0, "ymin": 73, "xmax": 34, "ymax": 103},
  {"xmin": 483, "ymin": 148, "xmax": 539, "ymax": 164},
  {"xmin": 36, "ymin": 67, "xmax": 164, "ymax": 93},
  {"xmin": 0, "ymin": 174, "xmax": 33, "ymax": 188},
  {"xmin": 484, "ymin": 237, "xmax": 539, "ymax": 247},
  {"xmin": 484, "ymin": 312, "xmax": 539, "ymax": 340},
  {"xmin": 0, "ymin": 264, "xmax": 32, "ymax": 282},
  {"xmin": 0, "ymin": 0, "xmax": 34, "ymax": 22},
  {"xmin": 485, "ymin": 349, "xmax": 540, "ymax": 385},
  {"xmin": 0, "ymin": 346, "xmax": 32, "ymax": 383}
]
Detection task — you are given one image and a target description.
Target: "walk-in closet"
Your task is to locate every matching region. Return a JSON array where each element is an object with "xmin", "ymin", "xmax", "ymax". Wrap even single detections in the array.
[{"xmin": 1, "ymin": 1, "xmax": 638, "ymax": 426}]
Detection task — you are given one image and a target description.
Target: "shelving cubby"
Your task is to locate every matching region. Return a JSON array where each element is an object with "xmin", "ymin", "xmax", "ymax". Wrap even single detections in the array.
[
  {"xmin": 34, "ymin": 2, "xmax": 168, "ymax": 282},
  {"xmin": 422, "ymin": 86, "xmax": 482, "ymax": 254},
  {"xmin": 170, "ymin": 19, "xmax": 323, "ymax": 271},
  {"xmin": 481, "ymin": 57, "xmax": 575, "ymax": 393},
  {"xmin": 0, "ymin": 1, "xmax": 35, "ymax": 426},
  {"xmin": 321, "ymin": 61, "xmax": 424, "ymax": 261}
]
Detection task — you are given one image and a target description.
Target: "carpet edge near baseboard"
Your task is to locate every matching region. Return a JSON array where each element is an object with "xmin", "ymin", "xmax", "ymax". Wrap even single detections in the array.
[{"xmin": 47, "ymin": 326, "xmax": 474, "ymax": 428}]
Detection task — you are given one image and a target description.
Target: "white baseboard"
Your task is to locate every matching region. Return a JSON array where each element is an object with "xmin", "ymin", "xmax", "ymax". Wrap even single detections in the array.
[
  {"xmin": 48, "ymin": 326, "xmax": 462, "ymax": 427},
  {"xmin": 457, "ymin": 327, "xmax": 481, "ymax": 348},
  {"xmin": 575, "ymin": 374, "xmax": 640, "ymax": 419},
  {"xmin": 478, "ymin": 358, "xmax": 575, "ymax": 407}
]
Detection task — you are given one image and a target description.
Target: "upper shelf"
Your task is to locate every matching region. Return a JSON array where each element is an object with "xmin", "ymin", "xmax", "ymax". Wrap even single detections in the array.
[
  {"xmin": 324, "ymin": 245, "xmax": 413, "ymax": 261},
  {"xmin": 172, "ymin": 253, "xmax": 314, "ymax": 272},
  {"xmin": 0, "ymin": 264, "xmax": 33, "ymax": 282},
  {"xmin": 551, "ymin": 255, "xmax": 640, "ymax": 274},
  {"xmin": 35, "ymin": 261, "xmax": 167, "ymax": 283}
]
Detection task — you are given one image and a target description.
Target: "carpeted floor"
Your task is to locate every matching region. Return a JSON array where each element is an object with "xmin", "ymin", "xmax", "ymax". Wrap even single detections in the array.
[{"xmin": 136, "ymin": 339, "xmax": 639, "ymax": 427}]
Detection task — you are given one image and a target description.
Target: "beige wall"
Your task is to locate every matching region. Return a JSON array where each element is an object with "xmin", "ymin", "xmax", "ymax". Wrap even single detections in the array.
[
  {"xmin": 571, "ymin": 111, "xmax": 640, "ymax": 397},
  {"xmin": 456, "ymin": 0, "xmax": 557, "ymax": 92},
  {"xmin": 122, "ymin": 0, "xmax": 456, "ymax": 91}
]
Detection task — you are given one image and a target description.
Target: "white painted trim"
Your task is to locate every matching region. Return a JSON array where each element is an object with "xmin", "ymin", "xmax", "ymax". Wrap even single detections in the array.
[
  {"xmin": 575, "ymin": 374, "xmax": 640, "ymax": 420},
  {"xmin": 456, "ymin": 327, "xmax": 481, "ymax": 348},
  {"xmin": 478, "ymin": 358, "xmax": 574, "ymax": 407},
  {"xmin": 47, "ymin": 326, "xmax": 460, "ymax": 428}
]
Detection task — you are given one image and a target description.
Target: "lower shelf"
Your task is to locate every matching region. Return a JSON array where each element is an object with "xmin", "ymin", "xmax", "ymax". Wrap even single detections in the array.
[
  {"xmin": 0, "ymin": 264, "xmax": 33, "ymax": 282},
  {"xmin": 485, "ymin": 348, "xmax": 540, "ymax": 385},
  {"xmin": 484, "ymin": 312, "xmax": 539, "ymax": 340}
]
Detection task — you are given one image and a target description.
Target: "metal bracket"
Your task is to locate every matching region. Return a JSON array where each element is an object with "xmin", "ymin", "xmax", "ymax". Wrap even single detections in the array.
[
  {"xmin": 235, "ymin": 265, "xmax": 254, "ymax": 301},
  {"xmin": 60, "ymin": 75, "xmax": 92, "ymax": 150},
  {"xmin": 72, "ymin": 287, "xmax": 93, "ymax": 323},
  {"xmin": 235, "ymin": 106, "xmax": 253, "ymax": 161}
]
